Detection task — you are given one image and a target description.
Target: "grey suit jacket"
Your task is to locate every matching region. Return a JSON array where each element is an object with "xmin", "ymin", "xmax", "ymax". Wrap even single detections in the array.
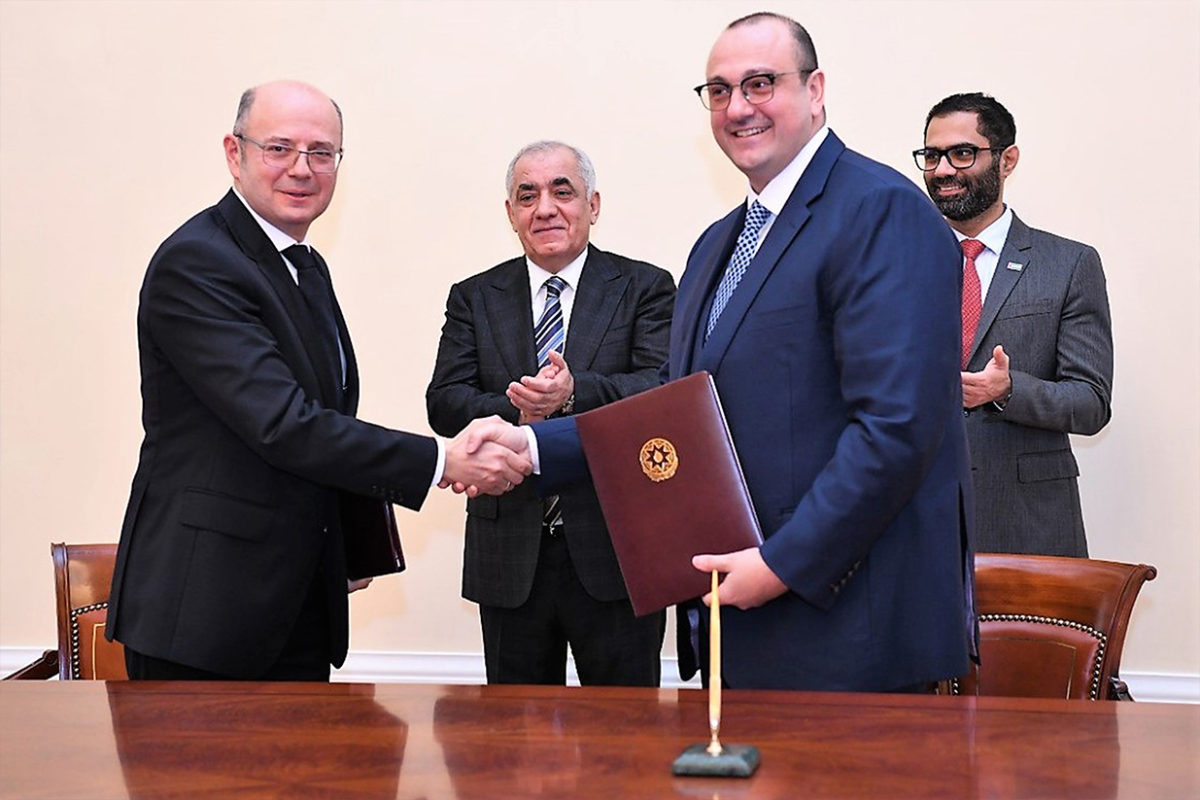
[
  {"xmin": 964, "ymin": 212, "xmax": 1113, "ymax": 556},
  {"xmin": 426, "ymin": 245, "xmax": 675, "ymax": 607}
]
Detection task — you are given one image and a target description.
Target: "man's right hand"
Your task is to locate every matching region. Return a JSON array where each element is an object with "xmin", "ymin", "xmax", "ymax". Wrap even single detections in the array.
[{"xmin": 441, "ymin": 416, "xmax": 532, "ymax": 497}]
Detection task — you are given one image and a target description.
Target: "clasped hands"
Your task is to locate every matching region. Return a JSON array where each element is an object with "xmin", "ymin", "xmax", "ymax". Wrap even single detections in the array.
[
  {"xmin": 441, "ymin": 415, "xmax": 531, "ymax": 497},
  {"xmin": 438, "ymin": 352, "xmax": 575, "ymax": 497},
  {"xmin": 507, "ymin": 351, "xmax": 573, "ymax": 423}
]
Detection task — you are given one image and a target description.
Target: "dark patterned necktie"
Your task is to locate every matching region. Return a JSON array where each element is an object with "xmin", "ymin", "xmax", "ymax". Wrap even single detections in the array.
[
  {"xmin": 284, "ymin": 244, "xmax": 343, "ymax": 407},
  {"xmin": 960, "ymin": 239, "xmax": 985, "ymax": 369},
  {"xmin": 535, "ymin": 276, "xmax": 567, "ymax": 532}
]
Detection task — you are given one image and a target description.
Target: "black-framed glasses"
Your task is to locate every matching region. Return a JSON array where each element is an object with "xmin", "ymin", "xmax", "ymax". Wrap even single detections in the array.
[
  {"xmin": 693, "ymin": 70, "xmax": 813, "ymax": 111},
  {"xmin": 234, "ymin": 133, "xmax": 343, "ymax": 173},
  {"xmin": 912, "ymin": 145, "xmax": 1007, "ymax": 172}
]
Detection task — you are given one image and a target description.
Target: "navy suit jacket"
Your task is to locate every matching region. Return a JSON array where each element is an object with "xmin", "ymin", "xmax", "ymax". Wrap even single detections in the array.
[
  {"xmin": 538, "ymin": 132, "xmax": 976, "ymax": 691},
  {"xmin": 108, "ymin": 191, "xmax": 437, "ymax": 678}
]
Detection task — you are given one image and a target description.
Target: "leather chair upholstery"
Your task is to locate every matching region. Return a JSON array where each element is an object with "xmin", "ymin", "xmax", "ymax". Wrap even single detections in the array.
[{"xmin": 954, "ymin": 553, "xmax": 1156, "ymax": 700}]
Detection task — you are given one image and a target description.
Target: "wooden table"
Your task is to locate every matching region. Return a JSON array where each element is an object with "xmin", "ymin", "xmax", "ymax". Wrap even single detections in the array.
[{"xmin": 1, "ymin": 681, "xmax": 1197, "ymax": 799}]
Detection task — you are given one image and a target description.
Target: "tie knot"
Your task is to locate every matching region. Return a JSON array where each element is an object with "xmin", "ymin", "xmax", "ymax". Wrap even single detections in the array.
[
  {"xmin": 284, "ymin": 244, "xmax": 318, "ymax": 271},
  {"xmin": 745, "ymin": 200, "xmax": 770, "ymax": 233},
  {"xmin": 544, "ymin": 276, "xmax": 567, "ymax": 298},
  {"xmin": 961, "ymin": 239, "xmax": 985, "ymax": 261}
]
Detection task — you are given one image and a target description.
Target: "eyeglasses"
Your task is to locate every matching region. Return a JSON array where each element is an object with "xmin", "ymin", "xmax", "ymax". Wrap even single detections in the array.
[
  {"xmin": 234, "ymin": 133, "xmax": 343, "ymax": 173},
  {"xmin": 693, "ymin": 70, "xmax": 813, "ymax": 111},
  {"xmin": 912, "ymin": 145, "xmax": 1007, "ymax": 172}
]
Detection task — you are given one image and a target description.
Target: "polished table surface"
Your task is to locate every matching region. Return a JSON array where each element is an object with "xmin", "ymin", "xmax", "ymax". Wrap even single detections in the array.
[{"xmin": 1, "ymin": 680, "xmax": 1197, "ymax": 799}]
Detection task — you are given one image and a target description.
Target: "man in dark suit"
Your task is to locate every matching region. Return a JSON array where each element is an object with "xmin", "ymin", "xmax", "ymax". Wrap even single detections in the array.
[
  {"xmin": 107, "ymin": 80, "xmax": 530, "ymax": 681},
  {"xmin": 426, "ymin": 141, "xmax": 675, "ymax": 686},
  {"xmin": 917, "ymin": 93, "xmax": 1113, "ymax": 557},
  {"xmin": 463, "ymin": 14, "xmax": 975, "ymax": 692}
]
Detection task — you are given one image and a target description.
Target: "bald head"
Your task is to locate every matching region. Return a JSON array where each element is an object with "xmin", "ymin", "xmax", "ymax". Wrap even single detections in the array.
[{"xmin": 233, "ymin": 80, "xmax": 343, "ymax": 142}]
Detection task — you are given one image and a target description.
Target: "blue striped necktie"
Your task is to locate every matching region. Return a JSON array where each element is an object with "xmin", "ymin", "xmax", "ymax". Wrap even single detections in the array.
[{"xmin": 535, "ymin": 276, "xmax": 567, "ymax": 532}]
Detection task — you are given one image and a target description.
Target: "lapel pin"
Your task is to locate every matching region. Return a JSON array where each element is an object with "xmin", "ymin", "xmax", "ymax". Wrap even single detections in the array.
[{"xmin": 1006, "ymin": 262, "xmax": 1024, "ymax": 272}]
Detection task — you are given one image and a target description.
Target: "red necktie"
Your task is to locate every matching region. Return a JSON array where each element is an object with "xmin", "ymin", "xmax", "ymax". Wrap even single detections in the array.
[{"xmin": 960, "ymin": 239, "xmax": 985, "ymax": 369}]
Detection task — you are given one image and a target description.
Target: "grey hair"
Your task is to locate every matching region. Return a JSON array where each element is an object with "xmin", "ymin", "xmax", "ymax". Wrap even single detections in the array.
[
  {"xmin": 231, "ymin": 86, "xmax": 344, "ymax": 137},
  {"xmin": 505, "ymin": 140, "xmax": 597, "ymax": 199}
]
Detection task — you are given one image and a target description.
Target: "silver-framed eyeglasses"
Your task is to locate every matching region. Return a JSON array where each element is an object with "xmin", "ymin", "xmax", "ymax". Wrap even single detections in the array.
[
  {"xmin": 234, "ymin": 133, "xmax": 343, "ymax": 173},
  {"xmin": 693, "ymin": 70, "xmax": 812, "ymax": 111},
  {"xmin": 912, "ymin": 145, "xmax": 1007, "ymax": 172}
]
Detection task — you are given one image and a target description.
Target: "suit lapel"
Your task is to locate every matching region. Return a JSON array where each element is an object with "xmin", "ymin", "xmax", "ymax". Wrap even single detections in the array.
[
  {"xmin": 313, "ymin": 247, "xmax": 358, "ymax": 413},
  {"xmin": 971, "ymin": 213, "xmax": 1032, "ymax": 365},
  {"xmin": 672, "ymin": 207, "xmax": 742, "ymax": 378},
  {"xmin": 695, "ymin": 132, "xmax": 844, "ymax": 374},
  {"xmin": 482, "ymin": 258, "xmax": 537, "ymax": 378},
  {"xmin": 215, "ymin": 190, "xmax": 341, "ymax": 408},
  {"xmin": 564, "ymin": 246, "xmax": 624, "ymax": 371}
]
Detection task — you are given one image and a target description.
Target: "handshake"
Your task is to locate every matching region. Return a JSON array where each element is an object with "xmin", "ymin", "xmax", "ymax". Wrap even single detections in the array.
[
  {"xmin": 437, "ymin": 350, "xmax": 573, "ymax": 496},
  {"xmin": 441, "ymin": 417, "xmax": 532, "ymax": 497}
]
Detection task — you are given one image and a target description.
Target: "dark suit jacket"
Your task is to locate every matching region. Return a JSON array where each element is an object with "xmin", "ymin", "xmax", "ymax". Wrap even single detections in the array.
[
  {"xmin": 964, "ymin": 213, "xmax": 1112, "ymax": 556},
  {"xmin": 107, "ymin": 190, "xmax": 438, "ymax": 678},
  {"xmin": 426, "ymin": 245, "xmax": 674, "ymax": 607},
  {"xmin": 538, "ymin": 132, "xmax": 975, "ymax": 691}
]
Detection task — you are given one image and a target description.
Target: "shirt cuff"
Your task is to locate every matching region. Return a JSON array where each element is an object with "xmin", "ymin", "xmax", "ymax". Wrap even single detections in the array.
[
  {"xmin": 430, "ymin": 437, "xmax": 447, "ymax": 488},
  {"xmin": 522, "ymin": 426, "xmax": 542, "ymax": 475}
]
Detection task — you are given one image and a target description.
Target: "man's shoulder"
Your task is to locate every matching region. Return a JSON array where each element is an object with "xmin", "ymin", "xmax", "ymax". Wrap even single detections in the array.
[
  {"xmin": 829, "ymin": 145, "xmax": 926, "ymax": 200},
  {"xmin": 1016, "ymin": 215, "xmax": 1099, "ymax": 258},
  {"xmin": 144, "ymin": 196, "xmax": 256, "ymax": 286},
  {"xmin": 161, "ymin": 199, "xmax": 228, "ymax": 244},
  {"xmin": 585, "ymin": 246, "xmax": 673, "ymax": 282},
  {"xmin": 455, "ymin": 256, "xmax": 526, "ymax": 290}
]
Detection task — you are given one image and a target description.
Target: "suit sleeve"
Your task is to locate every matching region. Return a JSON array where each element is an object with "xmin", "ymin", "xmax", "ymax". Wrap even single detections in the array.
[
  {"xmin": 143, "ymin": 237, "xmax": 436, "ymax": 510},
  {"xmin": 759, "ymin": 186, "xmax": 963, "ymax": 609},
  {"xmin": 569, "ymin": 267, "xmax": 675, "ymax": 412},
  {"xmin": 426, "ymin": 281, "xmax": 521, "ymax": 436},
  {"xmin": 1000, "ymin": 245, "xmax": 1113, "ymax": 435}
]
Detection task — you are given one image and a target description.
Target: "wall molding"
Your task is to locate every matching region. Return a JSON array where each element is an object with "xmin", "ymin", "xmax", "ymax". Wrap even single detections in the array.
[{"xmin": 4, "ymin": 647, "xmax": 1195, "ymax": 704}]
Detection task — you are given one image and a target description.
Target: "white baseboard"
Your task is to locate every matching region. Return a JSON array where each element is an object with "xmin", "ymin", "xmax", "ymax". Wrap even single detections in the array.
[{"xmin": 5, "ymin": 646, "xmax": 1195, "ymax": 704}]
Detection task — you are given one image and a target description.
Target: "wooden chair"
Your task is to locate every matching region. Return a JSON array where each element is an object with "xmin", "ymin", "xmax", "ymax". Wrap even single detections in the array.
[
  {"xmin": 954, "ymin": 553, "xmax": 1156, "ymax": 700},
  {"xmin": 4, "ymin": 542, "xmax": 127, "ymax": 680}
]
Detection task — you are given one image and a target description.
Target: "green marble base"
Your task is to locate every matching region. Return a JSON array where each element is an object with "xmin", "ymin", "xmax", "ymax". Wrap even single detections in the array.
[{"xmin": 671, "ymin": 743, "xmax": 761, "ymax": 777}]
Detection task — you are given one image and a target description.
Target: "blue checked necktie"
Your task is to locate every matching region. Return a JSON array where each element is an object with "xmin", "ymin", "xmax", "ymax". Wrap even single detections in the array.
[
  {"xmin": 705, "ymin": 200, "xmax": 772, "ymax": 341},
  {"xmin": 535, "ymin": 276, "xmax": 567, "ymax": 532}
]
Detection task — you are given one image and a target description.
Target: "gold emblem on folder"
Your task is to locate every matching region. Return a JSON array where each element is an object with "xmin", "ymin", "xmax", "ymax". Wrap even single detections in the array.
[{"xmin": 639, "ymin": 438, "xmax": 678, "ymax": 482}]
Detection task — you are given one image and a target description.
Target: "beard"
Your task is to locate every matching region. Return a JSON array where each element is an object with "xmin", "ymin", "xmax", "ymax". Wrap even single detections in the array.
[{"xmin": 926, "ymin": 159, "xmax": 1002, "ymax": 221}]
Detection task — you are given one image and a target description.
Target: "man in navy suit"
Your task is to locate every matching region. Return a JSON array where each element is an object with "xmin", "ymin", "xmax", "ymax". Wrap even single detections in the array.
[
  {"xmin": 108, "ymin": 81, "xmax": 530, "ymax": 681},
  {"xmin": 917, "ymin": 93, "xmax": 1112, "ymax": 557},
  {"xmin": 464, "ymin": 13, "xmax": 976, "ymax": 692}
]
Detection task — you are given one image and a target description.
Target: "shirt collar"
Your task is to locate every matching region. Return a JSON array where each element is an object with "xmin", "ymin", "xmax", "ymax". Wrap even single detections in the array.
[
  {"xmin": 232, "ymin": 187, "xmax": 308, "ymax": 252},
  {"xmin": 749, "ymin": 125, "xmax": 831, "ymax": 217},
  {"xmin": 526, "ymin": 246, "xmax": 588, "ymax": 294},
  {"xmin": 951, "ymin": 205, "xmax": 1013, "ymax": 256}
]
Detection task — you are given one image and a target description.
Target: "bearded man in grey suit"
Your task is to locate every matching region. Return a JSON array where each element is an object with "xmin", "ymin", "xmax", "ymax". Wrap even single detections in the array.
[
  {"xmin": 427, "ymin": 141, "xmax": 675, "ymax": 685},
  {"xmin": 916, "ymin": 93, "xmax": 1113, "ymax": 556}
]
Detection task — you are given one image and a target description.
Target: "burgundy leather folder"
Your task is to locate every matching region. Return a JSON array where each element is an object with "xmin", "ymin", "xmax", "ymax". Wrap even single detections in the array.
[
  {"xmin": 341, "ymin": 495, "xmax": 405, "ymax": 581},
  {"xmin": 575, "ymin": 372, "xmax": 763, "ymax": 616}
]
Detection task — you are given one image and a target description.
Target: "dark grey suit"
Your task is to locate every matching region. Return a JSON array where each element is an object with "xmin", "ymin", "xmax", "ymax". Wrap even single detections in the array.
[
  {"xmin": 426, "ymin": 244, "xmax": 675, "ymax": 684},
  {"xmin": 964, "ymin": 213, "xmax": 1113, "ymax": 556}
]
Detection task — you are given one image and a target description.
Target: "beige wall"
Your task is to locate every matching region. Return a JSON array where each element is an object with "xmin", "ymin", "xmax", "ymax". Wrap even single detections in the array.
[{"xmin": 1, "ymin": 0, "xmax": 1197, "ymax": 679}]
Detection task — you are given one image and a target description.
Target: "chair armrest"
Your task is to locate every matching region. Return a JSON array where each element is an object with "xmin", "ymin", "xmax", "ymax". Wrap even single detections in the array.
[
  {"xmin": 1107, "ymin": 676, "xmax": 1134, "ymax": 701},
  {"xmin": 2, "ymin": 649, "xmax": 58, "ymax": 680}
]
